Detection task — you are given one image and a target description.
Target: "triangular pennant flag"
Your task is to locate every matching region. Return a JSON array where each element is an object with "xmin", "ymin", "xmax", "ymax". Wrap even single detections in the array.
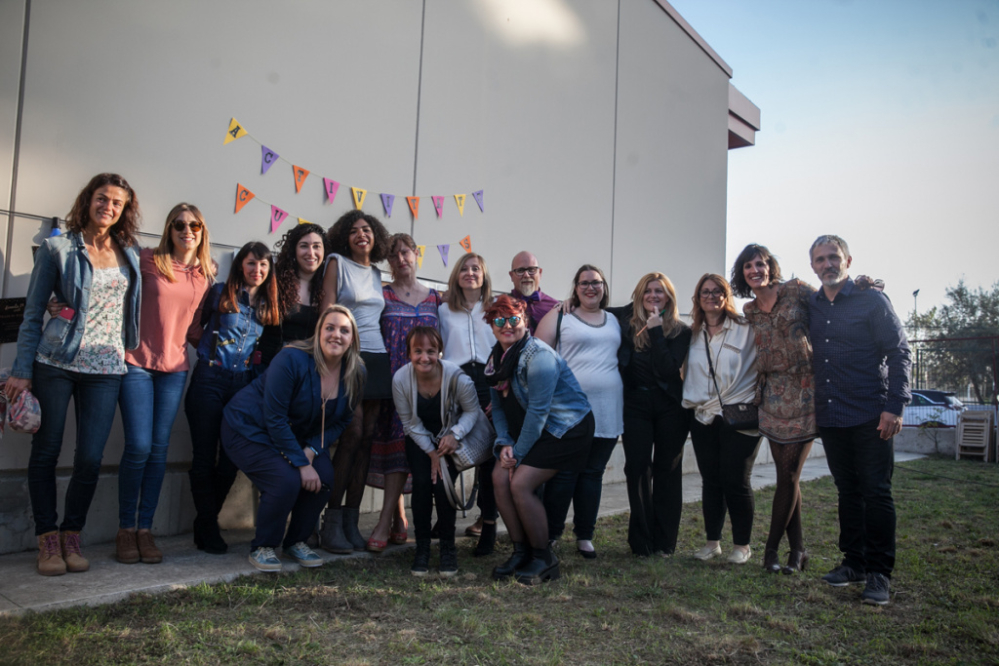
[
  {"xmin": 270, "ymin": 205, "xmax": 289, "ymax": 233},
  {"xmin": 472, "ymin": 190, "xmax": 484, "ymax": 212},
  {"xmin": 406, "ymin": 196, "xmax": 420, "ymax": 219},
  {"xmin": 437, "ymin": 244, "xmax": 450, "ymax": 267},
  {"xmin": 298, "ymin": 217, "xmax": 310, "ymax": 225},
  {"xmin": 323, "ymin": 178, "xmax": 340, "ymax": 203},
  {"xmin": 260, "ymin": 146, "xmax": 279, "ymax": 174},
  {"xmin": 292, "ymin": 165, "xmax": 310, "ymax": 193},
  {"xmin": 380, "ymin": 193, "xmax": 395, "ymax": 217},
  {"xmin": 432, "ymin": 196, "xmax": 444, "ymax": 218},
  {"xmin": 459, "ymin": 235, "xmax": 472, "ymax": 253},
  {"xmin": 351, "ymin": 187, "xmax": 367, "ymax": 209},
  {"xmin": 415, "ymin": 245, "xmax": 425, "ymax": 269},
  {"xmin": 235, "ymin": 183, "xmax": 255, "ymax": 213},
  {"xmin": 454, "ymin": 194, "xmax": 466, "ymax": 216},
  {"xmin": 223, "ymin": 117, "xmax": 248, "ymax": 145}
]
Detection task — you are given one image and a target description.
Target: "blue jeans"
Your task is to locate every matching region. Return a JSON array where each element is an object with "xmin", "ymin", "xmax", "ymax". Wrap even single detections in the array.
[
  {"xmin": 28, "ymin": 361, "xmax": 122, "ymax": 535},
  {"xmin": 544, "ymin": 437, "xmax": 619, "ymax": 542},
  {"xmin": 117, "ymin": 363, "xmax": 189, "ymax": 529}
]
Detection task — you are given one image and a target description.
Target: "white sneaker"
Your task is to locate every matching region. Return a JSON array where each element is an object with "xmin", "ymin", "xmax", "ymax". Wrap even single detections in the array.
[
  {"xmin": 727, "ymin": 547, "xmax": 752, "ymax": 564},
  {"xmin": 693, "ymin": 544, "xmax": 722, "ymax": 561}
]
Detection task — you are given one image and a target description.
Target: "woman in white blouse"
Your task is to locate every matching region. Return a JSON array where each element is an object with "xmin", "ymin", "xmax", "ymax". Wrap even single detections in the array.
[
  {"xmin": 437, "ymin": 252, "xmax": 498, "ymax": 555},
  {"xmin": 682, "ymin": 273, "xmax": 761, "ymax": 565}
]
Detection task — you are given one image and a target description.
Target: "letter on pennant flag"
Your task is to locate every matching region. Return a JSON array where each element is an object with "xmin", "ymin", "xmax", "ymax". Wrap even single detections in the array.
[
  {"xmin": 298, "ymin": 217, "xmax": 310, "ymax": 225},
  {"xmin": 454, "ymin": 194, "xmax": 466, "ymax": 216},
  {"xmin": 459, "ymin": 235, "xmax": 472, "ymax": 253},
  {"xmin": 292, "ymin": 165, "xmax": 310, "ymax": 193},
  {"xmin": 260, "ymin": 146, "xmax": 279, "ymax": 174},
  {"xmin": 270, "ymin": 205, "xmax": 289, "ymax": 233},
  {"xmin": 380, "ymin": 193, "xmax": 395, "ymax": 218},
  {"xmin": 472, "ymin": 190, "xmax": 484, "ymax": 213},
  {"xmin": 406, "ymin": 196, "xmax": 420, "ymax": 219},
  {"xmin": 224, "ymin": 117, "xmax": 248, "ymax": 145},
  {"xmin": 432, "ymin": 196, "xmax": 444, "ymax": 219},
  {"xmin": 351, "ymin": 187, "xmax": 367, "ymax": 209},
  {"xmin": 415, "ymin": 245, "xmax": 426, "ymax": 269},
  {"xmin": 437, "ymin": 244, "xmax": 450, "ymax": 267},
  {"xmin": 323, "ymin": 178, "xmax": 340, "ymax": 203},
  {"xmin": 235, "ymin": 183, "xmax": 255, "ymax": 213}
]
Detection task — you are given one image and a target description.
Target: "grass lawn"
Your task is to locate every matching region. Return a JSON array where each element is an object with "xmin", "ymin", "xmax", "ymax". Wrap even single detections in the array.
[{"xmin": 1, "ymin": 457, "xmax": 997, "ymax": 665}]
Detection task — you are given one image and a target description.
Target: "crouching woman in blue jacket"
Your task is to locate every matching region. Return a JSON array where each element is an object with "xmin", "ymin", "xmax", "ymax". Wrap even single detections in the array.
[{"xmin": 222, "ymin": 305, "xmax": 365, "ymax": 571}]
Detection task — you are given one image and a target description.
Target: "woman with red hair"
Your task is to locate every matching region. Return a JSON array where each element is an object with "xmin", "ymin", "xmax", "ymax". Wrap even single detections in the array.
[{"xmin": 485, "ymin": 294, "xmax": 594, "ymax": 585}]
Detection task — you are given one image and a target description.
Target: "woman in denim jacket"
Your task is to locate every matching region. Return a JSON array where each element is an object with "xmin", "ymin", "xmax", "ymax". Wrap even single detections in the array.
[
  {"xmin": 4, "ymin": 173, "xmax": 142, "ymax": 577},
  {"xmin": 485, "ymin": 295, "xmax": 593, "ymax": 586},
  {"xmin": 184, "ymin": 241, "xmax": 280, "ymax": 554}
]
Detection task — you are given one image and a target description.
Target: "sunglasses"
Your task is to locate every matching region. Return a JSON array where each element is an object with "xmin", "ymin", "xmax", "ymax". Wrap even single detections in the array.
[
  {"xmin": 492, "ymin": 316, "xmax": 522, "ymax": 328},
  {"xmin": 172, "ymin": 220, "xmax": 204, "ymax": 232}
]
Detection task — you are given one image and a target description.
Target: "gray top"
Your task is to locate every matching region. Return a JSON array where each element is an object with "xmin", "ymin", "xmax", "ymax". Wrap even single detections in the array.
[
  {"xmin": 556, "ymin": 311, "xmax": 623, "ymax": 438},
  {"xmin": 325, "ymin": 252, "xmax": 386, "ymax": 353}
]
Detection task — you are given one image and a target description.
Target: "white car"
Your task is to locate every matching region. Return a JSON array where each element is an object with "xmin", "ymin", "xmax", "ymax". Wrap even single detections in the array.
[{"xmin": 903, "ymin": 390, "xmax": 966, "ymax": 428}]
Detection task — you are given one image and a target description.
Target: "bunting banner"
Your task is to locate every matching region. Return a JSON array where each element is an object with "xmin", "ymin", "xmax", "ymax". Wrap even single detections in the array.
[
  {"xmin": 459, "ymin": 235, "xmax": 472, "ymax": 253},
  {"xmin": 292, "ymin": 165, "xmax": 310, "ymax": 193},
  {"xmin": 351, "ymin": 186, "xmax": 366, "ymax": 209},
  {"xmin": 415, "ymin": 245, "xmax": 425, "ymax": 268},
  {"xmin": 380, "ymin": 193, "xmax": 395, "ymax": 218},
  {"xmin": 454, "ymin": 194, "xmax": 466, "ymax": 216},
  {"xmin": 437, "ymin": 244, "xmax": 450, "ymax": 267},
  {"xmin": 472, "ymin": 190, "xmax": 484, "ymax": 212},
  {"xmin": 270, "ymin": 205, "xmax": 289, "ymax": 233},
  {"xmin": 432, "ymin": 196, "xmax": 445, "ymax": 219},
  {"xmin": 234, "ymin": 183, "xmax": 255, "ymax": 213},
  {"xmin": 224, "ymin": 117, "xmax": 248, "ymax": 145},
  {"xmin": 261, "ymin": 146, "xmax": 279, "ymax": 174},
  {"xmin": 406, "ymin": 196, "xmax": 420, "ymax": 219},
  {"xmin": 323, "ymin": 177, "xmax": 340, "ymax": 204},
  {"xmin": 298, "ymin": 217, "xmax": 310, "ymax": 225}
]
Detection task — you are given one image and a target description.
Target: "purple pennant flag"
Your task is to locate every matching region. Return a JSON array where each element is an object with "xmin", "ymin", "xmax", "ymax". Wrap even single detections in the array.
[
  {"xmin": 323, "ymin": 177, "xmax": 340, "ymax": 203},
  {"xmin": 472, "ymin": 190, "xmax": 484, "ymax": 213},
  {"xmin": 437, "ymin": 244, "xmax": 450, "ymax": 267},
  {"xmin": 380, "ymin": 193, "xmax": 395, "ymax": 217},
  {"xmin": 432, "ymin": 196, "xmax": 444, "ymax": 218},
  {"xmin": 261, "ymin": 146, "xmax": 279, "ymax": 174},
  {"xmin": 270, "ymin": 205, "xmax": 289, "ymax": 233}
]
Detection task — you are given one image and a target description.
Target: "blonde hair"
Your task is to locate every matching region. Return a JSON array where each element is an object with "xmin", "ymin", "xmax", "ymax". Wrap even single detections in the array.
[
  {"xmin": 629, "ymin": 272, "xmax": 681, "ymax": 351},
  {"xmin": 445, "ymin": 253, "xmax": 493, "ymax": 311},
  {"xmin": 689, "ymin": 273, "xmax": 742, "ymax": 334},
  {"xmin": 289, "ymin": 304, "xmax": 365, "ymax": 409},
  {"xmin": 153, "ymin": 203, "xmax": 216, "ymax": 284}
]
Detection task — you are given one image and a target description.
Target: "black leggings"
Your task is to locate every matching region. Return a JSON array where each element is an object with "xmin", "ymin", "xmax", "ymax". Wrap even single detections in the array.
[
  {"xmin": 765, "ymin": 440, "xmax": 813, "ymax": 553},
  {"xmin": 405, "ymin": 437, "xmax": 457, "ymax": 541},
  {"xmin": 329, "ymin": 399, "xmax": 378, "ymax": 510}
]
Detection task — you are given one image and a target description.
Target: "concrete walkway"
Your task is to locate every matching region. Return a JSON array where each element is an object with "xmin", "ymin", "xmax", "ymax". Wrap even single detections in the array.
[{"xmin": 0, "ymin": 452, "xmax": 924, "ymax": 616}]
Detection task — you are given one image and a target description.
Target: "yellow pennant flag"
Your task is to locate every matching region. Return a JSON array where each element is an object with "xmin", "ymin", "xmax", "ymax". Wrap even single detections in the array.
[
  {"xmin": 351, "ymin": 187, "xmax": 367, "ymax": 209},
  {"xmin": 223, "ymin": 117, "xmax": 248, "ymax": 145},
  {"xmin": 454, "ymin": 194, "xmax": 466, "ymax": 216},
  {"xmin": 298, "ymin": 217, "xmax": 311, "ymax": 225},
  {"xmin": 415, "ymin": 245, "xmax": 426, "ymax": 268}
]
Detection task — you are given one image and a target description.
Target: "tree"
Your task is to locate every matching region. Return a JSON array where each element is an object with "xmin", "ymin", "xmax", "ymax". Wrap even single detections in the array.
[{"xmin": 906, "ymin": 281, "xmax": 999, "ymax": 404}]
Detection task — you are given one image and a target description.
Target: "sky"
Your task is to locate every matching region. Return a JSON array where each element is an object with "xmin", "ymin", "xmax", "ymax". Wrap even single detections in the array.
[{"xmin": 668, "ymin": 0, "xmax": 999, "ymax": 322}]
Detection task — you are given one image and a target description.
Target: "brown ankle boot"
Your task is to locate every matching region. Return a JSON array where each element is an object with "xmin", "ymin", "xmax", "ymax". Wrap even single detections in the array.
[
  {"xmin": 60, "ymin": 531, "xmax": 90, "ymax": 572},
  {"xmin": 116, "ymin": 528, "xmax": 140, "ymax": 564},
  {"xmin": 136, "ymin": 530, "xmax": 163, "ymax": 564},
  {"xmin": 37, "ymin": 531, "xmax": 66, "ymax": 576}
]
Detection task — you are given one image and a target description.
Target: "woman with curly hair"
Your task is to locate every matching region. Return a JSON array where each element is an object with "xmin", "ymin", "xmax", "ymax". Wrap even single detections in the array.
[
  {"xmin": 318, "ymin": 210, "xmax": 392, "ymax": 553},
  {"xmin": 4, "ymin": 173, "xmax": 142, "ymax": 576}
]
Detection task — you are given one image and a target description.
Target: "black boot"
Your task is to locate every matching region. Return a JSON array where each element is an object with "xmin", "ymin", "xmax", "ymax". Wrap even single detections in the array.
[
  {"xmin": 191, "ymin": 492, "xmax": 227, "ymax": 555},
  {"xmin": 473, "ymin": 521, "xmax": 497, "ymax": 557},
  {"xmin": 492, "ymin": 542, "xmax": 531, "ymax": 580},
  {"xmin": 411, "ymin": 539, "xmax": 431, "ymax": 577},
  {"xmin": 439, "ymin": 539, "xmax": 458, "ymax": 578},
  {"xmin": 515, "ymin": 546, "xmax": 560, "ymax": 585},
  {"xmin": 342, "ymin": 507, "xmax": 367, "ymax": 551}
]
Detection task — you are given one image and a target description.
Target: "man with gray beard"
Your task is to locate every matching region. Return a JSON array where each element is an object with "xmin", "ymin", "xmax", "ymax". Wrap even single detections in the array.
[{"xmin": 508, "ymin": 251, "xmax": 558, "ymax": 335}]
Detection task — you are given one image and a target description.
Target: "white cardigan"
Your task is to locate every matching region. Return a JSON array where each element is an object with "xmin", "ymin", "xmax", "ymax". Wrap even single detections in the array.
[
  {"xmin": 682, "ymin": 317, "xmax": 759, "ymax": 427},
  {"xmin": 391, "ymin": 359, "xmax": 483, "ymax": 454}
]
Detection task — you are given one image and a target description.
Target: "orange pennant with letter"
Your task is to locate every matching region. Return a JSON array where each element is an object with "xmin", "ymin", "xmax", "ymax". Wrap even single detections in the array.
[
  {"xmin": 234, "ymin": 183, "xmax": 255, "ymax": 213},
  {"xmin": 406, "ymin": 196, "xmax": 420, "ymax": 219},
  {"xmin": 454, "ymin": 194, "xmax": 466, "ymax": 217},
  {"xmin": 224, "ymin": 117, "xmax": 248, "ymax": 145},
  {"xmin": 292, "ymin": 165, "xmax": 310, "ymax": 193},
  {"xmin": 459, "ymin": 235, "xmax": 472, "ymax": 253},
  {"xmin": 351, "ymin": 187, "xmax": 367, "ymax": 209}
]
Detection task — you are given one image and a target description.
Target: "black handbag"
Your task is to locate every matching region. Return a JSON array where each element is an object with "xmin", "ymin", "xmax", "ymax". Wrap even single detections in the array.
[{"xmin": 703, "ymin": 330, "xmax": 759, "ymax": 430}]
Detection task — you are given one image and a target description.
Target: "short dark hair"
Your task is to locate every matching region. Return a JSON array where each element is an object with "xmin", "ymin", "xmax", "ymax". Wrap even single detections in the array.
[
  {"xmin": 65, "ymin": 173, "xmax": 140, "ymax": 247},
  {"xmin": 325, "ymin": 210, "xmax": 390, "ymax": 263},
  {"xmin": 809, "ymin": 234, "xmax": 850, "ymax": 261},
  {"xmin": 405, "ymin": 325, "xmax": 443, "ymax": 357},
  {"xmin": 730, "ymin": 244, "xmax": 783, "ymax": 298}
]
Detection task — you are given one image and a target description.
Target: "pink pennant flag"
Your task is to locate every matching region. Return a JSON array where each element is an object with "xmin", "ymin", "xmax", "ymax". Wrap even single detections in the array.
[
  {"xmin": 380, "ymin": 193, "xmax": 395, "ymax": 217},
  {"xmin": 270, "ymin": 205, "xmax": 289, "ymax": 233},
  {"xmin": 261, "ymin": 146, "xmax": 279, "ymax": 174},
  {"xmin": 472, "ymin": 190, "xmax": 484, "ymax": 212},
  {"xmin": 437, "ymin": 244, "xmax": 450, "ymax": 267},
  {"xmin": 323, "ymin": 178, "xmax": 340, "ymax": 204},
  {"xmin": 432, "ymin": 196, "xmax": 444, "ymax": 218}
]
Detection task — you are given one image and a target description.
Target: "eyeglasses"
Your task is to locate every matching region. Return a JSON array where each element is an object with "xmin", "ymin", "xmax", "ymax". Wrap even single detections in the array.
[
  {"xmin": 492, "ymin": 316, "xmax": 522, "ymax": 328},
  {"xmin": 512, "ymin": 267, "xmax": 539, "ymax": 276},
  {"xmin": 578, "ymin": 280, "xmax": 604, "ymax": 290},
  {"xmin": 172, "ymin": 220, "xmax": 204, "ymax": 232},
  {"xmin": 699, "ymin": 289, "xmax": 724, "ymax": 299}
]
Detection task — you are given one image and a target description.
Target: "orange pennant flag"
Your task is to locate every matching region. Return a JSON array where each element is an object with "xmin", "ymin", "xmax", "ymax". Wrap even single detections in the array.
[
  {"xmin": 351, "ymin": 187, "xmax": 367, "ymax": 209},
  {"xmin": 234, "ymin": 183, "xmax": 255, "ymax": 213},
  {"xmin": 454, "ymin": 194, "xmax": 466, "ymax": 216},
  {"xmin": 223, "ymin": 117, "xmax": 248, "ymax": 145},
  {"xmin": 292, "ymin": 165, "xmax": 310, "ymax": 193},
  {"xmin": 459, "ymin": 235, "xmax": 472, "ymax": 253},
  {"xmin": 406, "ymin": 196, "xmax": 420, "ymax": 219}
]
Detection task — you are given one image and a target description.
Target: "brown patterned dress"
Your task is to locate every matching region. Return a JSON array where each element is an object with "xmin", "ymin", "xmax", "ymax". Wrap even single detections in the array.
[{"xmin": 743, "ymin": 279, "xmax": 819, "ymax": 445}]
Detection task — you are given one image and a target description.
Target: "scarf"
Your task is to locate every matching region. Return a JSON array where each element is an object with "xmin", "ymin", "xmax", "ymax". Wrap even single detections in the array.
[{"xmin": 484, "ymin": 333, "xmax": 530, "ymax": 393}]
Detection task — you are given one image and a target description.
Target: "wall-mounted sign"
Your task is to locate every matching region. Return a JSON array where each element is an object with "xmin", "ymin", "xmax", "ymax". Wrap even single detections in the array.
[{"xmin": 0, "ymin": 298, "xmax": 26, "ymax": 344}]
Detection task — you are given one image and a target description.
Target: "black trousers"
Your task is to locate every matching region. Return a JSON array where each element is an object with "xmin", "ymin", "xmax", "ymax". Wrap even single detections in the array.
[
  {"xmin": 690, "ymin": 416, "xmax": 762, "ymax": 546},
  {"xmin": 622, "ymin": 389, "xmax": 692, "ymax": 555},
  {"xmin": 462, "ymin": 361, "xmax": 497, "ymax": 522},
  {"xmin": 404, "ymin": 437, "xmax": 457, "ymax": 541}
]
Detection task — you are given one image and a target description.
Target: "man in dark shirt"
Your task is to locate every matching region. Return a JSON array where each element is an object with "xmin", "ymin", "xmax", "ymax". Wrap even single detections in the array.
[
  {"xmin": 508, "ymin": 251, "xmax": 558, "ymax": 334},
  {"xmin": 808, "ymin": 234, "xmax": 911, "ymax": 606}
]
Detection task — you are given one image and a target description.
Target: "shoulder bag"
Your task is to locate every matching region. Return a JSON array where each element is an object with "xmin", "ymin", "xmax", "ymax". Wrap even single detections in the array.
[
  {"xmin": 437, "ymin": 370, "xmax": 496, "ymax": 509},
  {"xmin": 703, "ymin": 329, "xmax": 759, "ymax": 430}
]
